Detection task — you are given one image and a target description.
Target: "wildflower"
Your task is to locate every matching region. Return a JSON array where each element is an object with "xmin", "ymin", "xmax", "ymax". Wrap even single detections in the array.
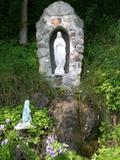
[
  {"xmin": 49, "ymin": 149, "xmax": 56, "ymax": 158},
  {"xmin": 16, "ymin": 144, "xmax": 20, "ymax": 148},
  {"xmin": 58, "ymin": 147, "xmax": 63, "ymax": 154},
  {"xmin": 87, "ymin": 70, "xmax": 89, "ymax": 73},
  {"xmin": 1, "ymin": 139, "xmax": 8, "ymax": 145},
  {"xmin": 0, "ymin": 125, "xmax": 4, "ymax": 130},
  {"xmin": 45, "ymin": 134, "xmax": 69, "ymax": 158},
  {"xmin": 5, "ymin": 118, "xmax": 11, "ymax": 124},
  {"xmin": 62, "ymin": 143, "xmax": 69, "ymax": 148},
  {"xmin": 47, "ymin": 135, "xmax": 55, "ymax": 144},
  {"xmin": 46, "ymin": 139, "xmax": 50, "ymax": 145},
  {"xmin": 46, "ymin": 145, "xmax": 56, "ymax": 157},
  {"xmin": 46, "ymin": 145, "xmax": 53, "ymax": 153},
  {"xmin": 46, "ymin": 134, "xmax": 57, "ymax": 158}
]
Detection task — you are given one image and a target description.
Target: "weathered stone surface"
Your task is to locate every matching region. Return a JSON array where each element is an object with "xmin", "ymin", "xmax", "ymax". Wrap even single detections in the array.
[
  {"xmin": 49, "ymin": 93, "xmax": 100, "ymax": 156},
  {"xmin": 43, "ymin": 1, "xmax": 74, "ymax": 16},
  {"xmin": 38, "ymin": 57, "xmax": 51, "ymax": 74},
  {"xmin": 37, "ymin": 49, "xmax": 48, "ymax": 58},
  {"xmin": 36, "ymin": 1, "xmax": 84, "ymax": 87},
  {"xmin": 76, "ymin": 45, "xmax": 84, "ymax": 53},
  {"xmin": 37, "ymin": 41, "xmax": 48, "ymax": 48}
]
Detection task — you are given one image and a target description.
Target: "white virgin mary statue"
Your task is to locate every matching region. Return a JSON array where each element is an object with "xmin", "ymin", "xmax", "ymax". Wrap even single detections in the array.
[
  {"xmin": 22, "ymin": 100, "xmax": 31, "ymax": 124},
  {"xmin": 53, "ymin": 31, "xmax": 66, "ymax": 76},
  {"xmin": 14, "ymin": 100, "xmax": 32, "ymax": 130}
]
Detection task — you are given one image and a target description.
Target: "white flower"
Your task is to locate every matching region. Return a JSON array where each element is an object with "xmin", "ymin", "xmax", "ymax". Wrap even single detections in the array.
[
  {"xmin": 87, "ymin": 70, "xmax": 89, "ymax": 73},
  {"xmin": 58, "ymin": 148, "xmax": 63, "ymax": 154},
  {"xmin": 1, "ymin": 139, "xmax": 8, "ymax": 145},
  {"xmin": 62, "ymin": 143, "xmax": 69, "ymax": 147},
  {"xmin": 5, "ymin": 118, "xmax": 11, "ymax": 124},
  {"xmin": 0, "ymin": 125, "xmax": 4, "ymax": 130}
]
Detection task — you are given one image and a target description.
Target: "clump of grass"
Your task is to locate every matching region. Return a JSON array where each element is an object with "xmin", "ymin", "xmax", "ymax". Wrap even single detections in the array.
[{"xmin": 0, "ymin": 41, "xmax": 55, "ymax": 106}]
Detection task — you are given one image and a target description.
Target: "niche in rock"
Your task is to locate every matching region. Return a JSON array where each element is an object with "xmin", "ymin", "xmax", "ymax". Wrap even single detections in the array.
[
  {"xmin": 36, "ymin": 1, "xmax": 84, "ymax": 87},
  {"xmin": 49, "ymin": 27, "xmax": 70, "ymax": 75}
]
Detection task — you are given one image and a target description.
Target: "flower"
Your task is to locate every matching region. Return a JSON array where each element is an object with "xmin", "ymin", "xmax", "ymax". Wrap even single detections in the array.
[
  {"xmin": 62, "ymin": 143, "xmax": 69, "ymax": 148},
  {"xmin": 45, "ymin": 134, "xmax": 69, "ymax": 158},
  {"xmin": 1, "ymin": 139, "xmax": 8, "ymax": 145},
  {"xmin": 87, "ymin": 70, "xmax": 89, "ymax": 73},
  {"xmin": 46, "ymin": 145, "xmax": 56, "ymax": 157},
  {"xmin": 47, "ymin": 135, "xmax": 55, "ymax": 144},
  {"xmin": 46, "ymin": 146, "xmax": 53, "ymax": 153},
  {"xmin": 46, "ymin": 135, "xmax": 55, "ymax": 147},
  {"xmin": 58, "ymin": 147, "xmax": 63, "ymax": 154},
  {"xmin": 5, "ymin": 118, "xmax": 11, "ymax": 124},
  {"xmin": 0, "ymin": 125, "xmax": 4, "ymax": 130},
  {"xmin": 45, "ymin": 134, "xmax": 57, "ymax": 158},
  {"xmin": 50, "ymin": 150, "xmax": 56, "ymax": 158}
]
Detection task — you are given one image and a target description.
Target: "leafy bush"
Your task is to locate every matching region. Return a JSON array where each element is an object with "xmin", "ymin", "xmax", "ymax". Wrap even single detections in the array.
[
  {"xmin": 80, "ymin": 28, "xmax": 120, "ymax": 111},
  {"xmin": 0, "ymin": 105, "xmax": 53, "ymax": 159},
  {"xmin": 108, "ymin": 19, "xmax": 120, "ymax": 44},
  {"xmin": 92, "ymin": 147, "xmax": 120, "ymax": 160},
  {"xmin": 0, "ymin": 41, "xmax": 55, "ymax": 106},
  {"xmin": 96, "ymin": 71, "xmax": 120, "ymax": 110},
  {"xmin": 91, "ymin": 122, "xmax": 120, "ymax": 160},
  {"xmin": 99, "ymin": 123, "xmax": 120, "ymax": 147}
]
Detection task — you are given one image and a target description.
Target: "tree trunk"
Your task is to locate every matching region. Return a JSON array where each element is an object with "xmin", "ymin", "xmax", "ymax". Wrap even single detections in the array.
[{"xmin": 19, "ymin": 0, "xmax": 28, "ymax": 44}]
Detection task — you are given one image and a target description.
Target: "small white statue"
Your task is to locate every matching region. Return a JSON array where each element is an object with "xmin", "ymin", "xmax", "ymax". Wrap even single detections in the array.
[
  {"xmin": 53, "ymin": 31, "xmax": 66, "ymax": 76},
  {"xmin": 22, "ymin": 100, "xmax": 31, "ymax": 124},
  {"xmin": 14, "ymin": 100, "xmax": 32, "ymax": 130}
]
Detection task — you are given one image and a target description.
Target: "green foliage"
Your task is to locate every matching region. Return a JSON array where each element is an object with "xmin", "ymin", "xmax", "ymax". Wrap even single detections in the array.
[
  {"xmin": 91, "ymin": 123, "xmax": 120, "ymax": 160},
  {"xmin": 1, "ymin": 1, "xmax": 120, "ymax": 159},
  {"xmin": 109, "ymin": 19, "xmax": 120, "ymax": 44},
  {"xmin": 0, "ymin": 41, "xmax": 55, "ymax": 106},
  {"xmin": 56, "ymin": 151, "xmax": 87, "ymax": 160},
  {"xmin": 0, "ymin": 105, "xmax": 53, "ymax": 159},
  {"xmin": 0, "ymin": 130, "xmax": 40, "ymax": 160},
  {"xmin": 85, "ymin": 3, "xmax": 98, "ymax": 26},
  {"xmin": 80, "ymin": 20, "xmax": 120, "ymax": 111},
  {"xmin": 99, "ymin": 123, "xmax": 120, "ymax": 147},
  {"xmin": 80, "ymin": 15, "xmax": 120, "ymax": 159},
  {"xmin": 96, "ymin": 71, "xmax": 120, "ymax": 110},
  {"xmin": 92, "ymin": 147, "xmax": 120, "ymax": 160},
  {"xmin": 28, "ymin": 107, "xmax": 53, "ymax": 144}
]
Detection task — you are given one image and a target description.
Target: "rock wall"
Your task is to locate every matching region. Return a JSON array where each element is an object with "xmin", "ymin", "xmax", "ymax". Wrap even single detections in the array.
[
  {"xmin": 36, "ymin": 1, "xmax": 84, "ymax": 87},
  {"xmin": 49, "ymin": 93, "xmax": 100, "ymax": 157},
  {"xmin": 36, "ymin": 2, "xmax": 100, "ymax": 157}
]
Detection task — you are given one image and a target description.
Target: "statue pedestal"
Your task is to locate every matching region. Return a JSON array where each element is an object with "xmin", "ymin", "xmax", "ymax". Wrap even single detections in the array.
[
  {"xmin": 14, "ymin": 122, "xmax": 33, "ymax": 130},
  {"xmin": 55, "ymin": 68, "xmax": 65, "ymax": 76}
]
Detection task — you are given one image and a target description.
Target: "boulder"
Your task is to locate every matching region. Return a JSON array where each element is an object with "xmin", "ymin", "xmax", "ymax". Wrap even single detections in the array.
[{"xmin": 49, "ymin": 93, "xmax": 100, "ymax": 157}]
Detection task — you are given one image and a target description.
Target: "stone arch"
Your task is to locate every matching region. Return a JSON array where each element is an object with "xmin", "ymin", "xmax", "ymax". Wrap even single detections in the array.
[{"xmin": 49, "ymin": 26, "xmax": 70, "ymax": 74}]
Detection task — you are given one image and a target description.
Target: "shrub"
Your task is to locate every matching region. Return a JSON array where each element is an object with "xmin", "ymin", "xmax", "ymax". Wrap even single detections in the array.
[
  {"xmin": 0, "ymin": 105, "xmax": 53, "ymax": 159},
  {"xmin": 92, "ymin": 147, "xmax": 120, "ymax": 160},
  {"xmin": 80, "ymin": 35, "xmax": 120, "ymax": 111},
  {"xmin": 0, "ymin": 41, "xmax": 55, "ymax": 106}
]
